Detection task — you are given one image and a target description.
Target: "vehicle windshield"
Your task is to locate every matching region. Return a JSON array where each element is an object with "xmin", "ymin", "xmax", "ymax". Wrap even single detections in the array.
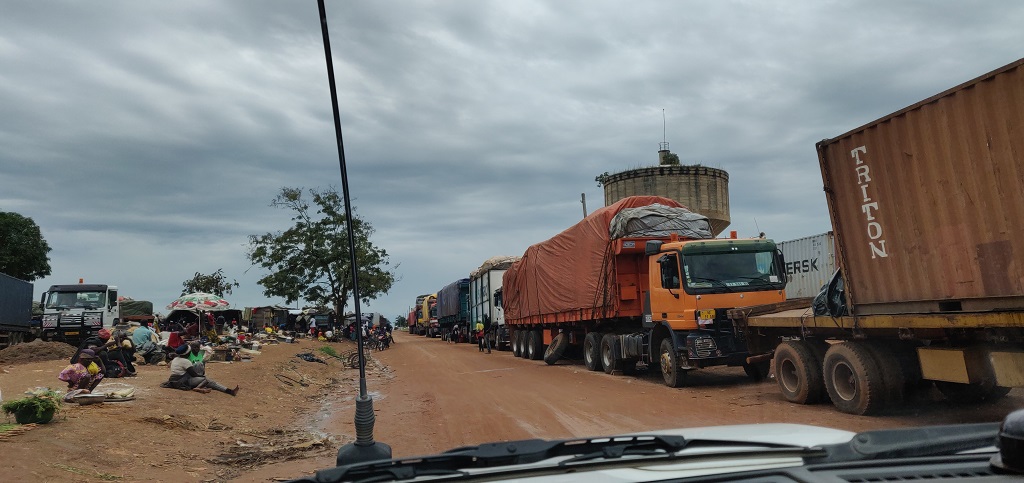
[
  {"xmin": 45, "ymin": 290, "xmax": 106, "ymax": 309},
  {"xmin": 682, "ymin": 249, "xmax": 784, "ymax": 293},
  {"xmin": 4, "ymin": 2, "xmax": 1022, "ymax": 482}
]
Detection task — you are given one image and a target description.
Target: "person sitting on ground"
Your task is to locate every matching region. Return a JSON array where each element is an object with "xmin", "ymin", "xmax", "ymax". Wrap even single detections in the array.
[
  {"xmin": 184, "ymin": 340, "xmax": 212, "ymax": 365},
  {"xmin": 161, "ymin": 345, "xmax": 240, "ymax": 396},
  {"xmin": 103, "ymin": 328, "xmax": 137, "ymax": 376},
  {"xmin": 58, "ymin": 349, "xmax": 105, "ymax": 392},
  {"xmin": 132, "ymin": 322, "xmax": 163, "ymax": 365}
]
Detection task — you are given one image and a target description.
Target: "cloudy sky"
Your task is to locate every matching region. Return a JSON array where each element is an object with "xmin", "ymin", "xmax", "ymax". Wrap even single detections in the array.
[{"xmin": 2, "ymin": 1, "xmax": 1022, "ymax": 321}]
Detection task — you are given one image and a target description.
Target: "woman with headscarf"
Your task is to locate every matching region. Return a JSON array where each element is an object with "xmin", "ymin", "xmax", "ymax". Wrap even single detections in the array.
[{"xmin": 58, "ymin": 349, "xmax": 105, "ymax": 392}]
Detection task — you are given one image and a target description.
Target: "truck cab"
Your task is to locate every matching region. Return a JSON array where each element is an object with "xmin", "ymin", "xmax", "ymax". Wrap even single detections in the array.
[
  {"xmin": 40, "ymin": 283, "xmax": 119, "ymax": 344},
  {"xmin": 645, "ymin": 237, "xmax": 787, "ymax": 385}
]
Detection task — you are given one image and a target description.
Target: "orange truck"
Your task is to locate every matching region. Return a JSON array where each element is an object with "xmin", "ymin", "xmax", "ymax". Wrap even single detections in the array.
[{"xmin": 502, "ymin": 196, "xmax": 789, "ymax": 387}]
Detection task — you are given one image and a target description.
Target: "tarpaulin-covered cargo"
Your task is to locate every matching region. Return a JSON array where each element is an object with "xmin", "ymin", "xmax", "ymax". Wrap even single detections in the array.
[
  {"xmin": 817, "ymin": 57, "xmax": 1024, "ymax": 315},
  {"xmin": 119, "ymin": 300, "xmax": 154, "ymax": 318},
  {"xmin": 503, "ymin": 196, "xmax": 712, "ymax": 325},
  {"xmin": 436, "ymin": 278, "xmax": 470, "ymax": 326}
]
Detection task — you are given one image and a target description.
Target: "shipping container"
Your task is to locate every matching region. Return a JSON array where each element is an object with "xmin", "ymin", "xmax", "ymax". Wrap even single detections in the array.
[
  {"xmin": 817, "ymin": 57, "xmax": 1024, "ymax": 315},
  {"xmin": 778, "ymin": 232, "xmax": 836, "ymax": 299}
]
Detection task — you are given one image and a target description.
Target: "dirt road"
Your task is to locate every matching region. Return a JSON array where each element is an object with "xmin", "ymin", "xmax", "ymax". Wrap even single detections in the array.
[
  {"xmin": 354, "ymin": 332, "xmax": 1022, "ymax": 459},
  {"xmin": 1, "ymin": 332, "xmax": 1020, "ymax": 482}
]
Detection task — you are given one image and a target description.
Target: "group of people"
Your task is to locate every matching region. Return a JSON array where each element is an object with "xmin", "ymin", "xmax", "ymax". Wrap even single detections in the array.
[{"xmin": 57, "ymin": 319, "xmax": 241, "ymax": 398}]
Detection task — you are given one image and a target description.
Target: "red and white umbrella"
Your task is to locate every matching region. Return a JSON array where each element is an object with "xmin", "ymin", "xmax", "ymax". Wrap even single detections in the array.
[{"xmin": 166, "ymin": 292, "xmax": 231, "ymax": 311}]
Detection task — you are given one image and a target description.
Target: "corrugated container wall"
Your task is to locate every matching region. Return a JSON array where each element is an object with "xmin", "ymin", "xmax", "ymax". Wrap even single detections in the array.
[
  {"xmin": 778, "ymin": 232, "xmax": 836, "ymax": 299},
  {"xmin": 0, "ymin": 272, "xmax": 33, "ymax": 325},
  {"xmin": 817, "ymin": 58, "xmax": 1024, "ymax": 315}
]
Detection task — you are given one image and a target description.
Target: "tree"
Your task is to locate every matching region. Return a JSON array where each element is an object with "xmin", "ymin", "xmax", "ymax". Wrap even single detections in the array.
[
  {"xmin": 394, "ymin": 314, "xmax": 408, "ymax": 328},
  {"xmin": 181, "ymin": 269, "xmax": 239, "ymax": 296},
  {"xmin": 0, "ymin": 212, "xmax": 52, "ymax": 281},
  {"xmin": 247, "ymin": 187, "xmax": 398, "ymax": 316}
]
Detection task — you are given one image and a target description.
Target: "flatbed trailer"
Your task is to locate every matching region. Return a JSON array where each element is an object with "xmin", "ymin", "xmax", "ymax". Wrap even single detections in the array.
[{"xmin": 729, "ymin": 57, "xmax": 1024, "ymax": 415}]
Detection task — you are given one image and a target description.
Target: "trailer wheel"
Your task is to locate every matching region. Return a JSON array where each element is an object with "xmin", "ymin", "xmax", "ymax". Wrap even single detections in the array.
[
  {"xmin": 543, "ymin": 333, "xmax": 568, "ymax": 365},
  {"xmin": 935, "ymin": 380, "xmax": 1012, "ymax": 404},
  {"xmin": 512, "ymin": 331, "xmax": 523, "ymax": 357},
  {"xmin": 660, "ymin": 338, "xmax": 687, "ymax": 387},
  {"xmin": 600, "ymin": 334, "xmax": 620, "ymax": 374},
  {"xmin": 823, "ymin": 341, "xmax": 885, "ymax": 415},
  {"xmin": 774, "ymin": 341, "xmax": 825, "ymax": 404},
  {"xmin": 8, "ymin": 331, "xmax": 25, "ymax": 346},
  {"xmin": 583, "ymin": 332, "xmax": 603, "ymax": 371},
  {"xmin": 528, "ymin": 330, "xmax": 545, "ymax": 360},
  {"xmin": 862, "ymin": 341, "xmax": 906, "ymax": 408}
]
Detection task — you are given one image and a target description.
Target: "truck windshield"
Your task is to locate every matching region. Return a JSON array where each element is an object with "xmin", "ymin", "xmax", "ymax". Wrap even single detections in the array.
[
  {"xmin": 46, "ymin": 291, "xmax": 106, "ymax": 309},
  {"xmin": 682, "ymin": 250, "xmax": 784, "ymax": 294}
]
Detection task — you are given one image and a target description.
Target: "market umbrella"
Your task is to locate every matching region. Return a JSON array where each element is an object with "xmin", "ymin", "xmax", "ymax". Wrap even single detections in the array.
[{"xmin": 166, "ymin": 292, "xmax": 231, "ymax": 311}]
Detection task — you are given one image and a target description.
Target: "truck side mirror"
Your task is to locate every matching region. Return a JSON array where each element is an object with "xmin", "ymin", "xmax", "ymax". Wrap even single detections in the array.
[{"xmin": 775, "ymin": 249, "xmax": 788, "ymax": 284}]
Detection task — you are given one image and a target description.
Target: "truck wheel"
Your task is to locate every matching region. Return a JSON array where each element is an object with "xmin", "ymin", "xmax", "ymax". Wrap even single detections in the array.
[
  {"xmin": 660, "ymin": 338, "xmax": 686, "ymax": 387},
  {"xmin": 935, "ymin": 380, "xmax": 1012, "ymax": 404},
  {"xmin": 823, "ymin": 341, "xmax": 885, "ymax": 415},
  {"xmin": 543, "ymin": 333, "xmax": 569, "ymax": 365},
  {"xmin": 8, "ymin": 331, "xmax": 24, "ymax": 346},
  {"xmin": 512, "ymin": 331, "xmax": 523, "ymax": 357},
  {"xmin": 862, "ymin": 341, "xmax": 906, "ymax": 408},
  {"xmin": 774, "ymin": 341, "xmax": 825, "ymax": 404},
  {"xmin": 527, "ymin": 330, "xmax": 544, "ymax": 361},
  {"xmin": 583, "ymin": 332, "xmax": 603, "ymax": 371},
  {"xmin": 600, "ymin": 334, "xmax": 620, "ymax": 374}
]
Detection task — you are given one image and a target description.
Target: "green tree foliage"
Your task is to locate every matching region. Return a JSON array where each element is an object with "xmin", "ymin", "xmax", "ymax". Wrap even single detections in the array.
[
  {"xmin": 181, "ymin": 269, "xmax": 239, "ymax": 296},
  {"xmin": 394, "ymin": 314, "xmax": 408, "ymax": 328},
  {"xmin": 247, "ymin": 187, "xmax": 398, "ymax": 315},
  {"xmin": 0, "ymin": 212, "xmax": 52, "ymax": 281},
  {"xmin": 661, "ymin": 151, "xmax": 681, "ymax": 165}
]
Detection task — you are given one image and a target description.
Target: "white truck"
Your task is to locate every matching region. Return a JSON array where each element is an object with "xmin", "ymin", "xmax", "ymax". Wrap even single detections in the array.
[
  {"xmin": 40, "ymin": 282, "xmax": 120, "ymax": 345},
  {"xmin": 469, "ymin": 256, "xmax": 518, "ymax": 350}
]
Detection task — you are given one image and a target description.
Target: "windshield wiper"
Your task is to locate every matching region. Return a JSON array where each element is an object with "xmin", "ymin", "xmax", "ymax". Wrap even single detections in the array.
[
  {"xmin": 296, "ymin": 435, "xmax": 822, "ymax": 482},
  {"xmin": 812, "ymin": 423, "xmax": 1000, "ymax": 463},
  {"xmin": 688, "ymin": 276, "xmax": 735, "ymax": 292}
]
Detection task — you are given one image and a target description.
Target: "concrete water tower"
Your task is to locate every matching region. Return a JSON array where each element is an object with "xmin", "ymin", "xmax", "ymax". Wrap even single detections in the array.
[{"xmin": 600, "ymin": 142, "xmax": 731, "ymax": 236}]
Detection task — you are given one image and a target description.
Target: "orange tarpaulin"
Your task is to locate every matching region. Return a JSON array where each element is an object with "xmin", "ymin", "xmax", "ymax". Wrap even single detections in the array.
[{"xmin": 503, "ymin": 196, "xmax": 704, "ymax": 325}]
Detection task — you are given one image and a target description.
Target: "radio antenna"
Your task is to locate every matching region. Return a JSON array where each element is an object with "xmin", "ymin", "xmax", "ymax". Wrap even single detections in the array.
[{"xmin": 317, "ymin": 0, "xmax": 392, "ymax": 465}]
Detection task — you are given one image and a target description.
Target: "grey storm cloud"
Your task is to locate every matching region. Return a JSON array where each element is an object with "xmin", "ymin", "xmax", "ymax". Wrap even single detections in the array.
[{"xmin": 2, "ymin": 0, "xmax": 1023, "ymax": 319}]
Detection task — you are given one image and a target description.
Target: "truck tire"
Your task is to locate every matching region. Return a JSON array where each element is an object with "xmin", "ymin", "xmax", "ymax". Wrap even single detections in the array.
[
  {"xmin": 935, "ymin": 380, "xmax": 1012, "ymax": 404},
  {"xmin": 543, "ymin": 333, "xmax": 569, "ymax": 365},
  {"xmin": 660, "ymin": 338, "xmax": 687, "ymax": 387},
  {"xmin": 512, "ymin": 331, "xmax": 523, "ymax": 357},
  {"xmin": 527, "ymin": 330, "xmax": 544, "ymax": 361},
  {"xmin": 862, "ymin": 341, "xmax": 906, "ymax": 408},
  {"xmin": 583, "ymin": 332, "xmax": 603, "ymax": 372},
  {"xmin": 600, "ymin": 334, "xmax": 620, "ymax": 374},
  {"xmin": 8, "ymin": 331, "xmax": 24, "ymax": 346},
  {"xmin": 774, "ymin": 340, "xmax": 825, "ymax": 404},
  {"xmin": 823, "ymin": 341, "xmax": 885, "ymax": 415}
]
